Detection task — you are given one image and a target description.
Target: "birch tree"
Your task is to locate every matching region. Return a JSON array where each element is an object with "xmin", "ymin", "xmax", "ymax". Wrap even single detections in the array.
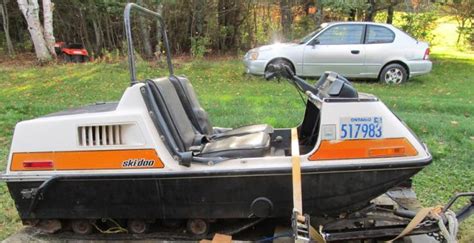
[
  {"xmin": 17, "ymin": 0, "xmax": 52, "ymax": 61},
  {"xmin": 42, "ymin": 0, "xmax": 55, "ymax": 57}
]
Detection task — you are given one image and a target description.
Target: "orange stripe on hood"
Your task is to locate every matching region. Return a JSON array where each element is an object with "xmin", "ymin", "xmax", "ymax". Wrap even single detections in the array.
[
  {"xmin": 309, "ymin": 138, "xmax": 418, "ymax": 161},
  {"xmin": 10, "ymin": 149, "xmax": 164, "ymax": 171}
]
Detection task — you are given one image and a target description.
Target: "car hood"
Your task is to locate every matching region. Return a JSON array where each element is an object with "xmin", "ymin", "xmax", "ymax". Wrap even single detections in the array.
[{"xmin": 253, "ymin": 43, "xmax": 300, "ymax": 52}]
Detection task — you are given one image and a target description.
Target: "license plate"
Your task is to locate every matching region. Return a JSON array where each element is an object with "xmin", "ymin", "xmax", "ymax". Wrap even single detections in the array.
[{"xmin": 340, "ymin": 117, "xmax": 383, "ymax": 139}]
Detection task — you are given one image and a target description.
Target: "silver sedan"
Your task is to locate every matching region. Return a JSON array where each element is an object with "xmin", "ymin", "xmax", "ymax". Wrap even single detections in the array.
[{"xmin": 244, "ymin": 22, "xmax": 432, "ymax": 84}]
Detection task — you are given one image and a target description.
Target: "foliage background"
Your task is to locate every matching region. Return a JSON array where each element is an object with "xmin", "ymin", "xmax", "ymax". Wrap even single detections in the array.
[{"xmin": 0, "ymin": 0, "xmax": 472, "ymax": 59}]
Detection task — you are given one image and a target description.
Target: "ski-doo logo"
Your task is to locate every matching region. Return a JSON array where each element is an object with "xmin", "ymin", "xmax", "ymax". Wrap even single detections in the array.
[{"xmin": 122, "ymin": 158, "xmax": 155, "ymax": 167}]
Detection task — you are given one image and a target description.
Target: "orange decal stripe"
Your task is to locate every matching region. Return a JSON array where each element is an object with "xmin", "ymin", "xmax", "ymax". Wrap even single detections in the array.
[
  {"xmin": 11, "ymin": 149, "xmax": 164, "ymax": 171},
  {"xmin": 308, "ymin": 138, "xmax": 418, "ymax": 161}
]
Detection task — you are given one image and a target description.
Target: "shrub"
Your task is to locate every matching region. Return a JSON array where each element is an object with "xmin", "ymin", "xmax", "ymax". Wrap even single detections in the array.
[
  {"xmin": 466, "ymin": 27, "xmax": 474, "ymax": 50},
  {"xmin": 98, "ymin": 48, "xmax": 122, "ymax": 63},
  {"xmin": 190, "ymin": 36, "xmax": 210, "ymax": 58},
  {"xmin": 400, "ymin": 10, "xmax": 438, "ymax": 42}
]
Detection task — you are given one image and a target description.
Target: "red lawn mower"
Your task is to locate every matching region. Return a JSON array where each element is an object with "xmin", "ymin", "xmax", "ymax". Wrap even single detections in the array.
[{"xmin": 54, "ymin": 42, "xmax": 90, "ymax": 63}]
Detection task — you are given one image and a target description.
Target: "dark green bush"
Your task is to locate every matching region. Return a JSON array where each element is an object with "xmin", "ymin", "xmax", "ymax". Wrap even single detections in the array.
[
  {"xmin": 400, "ymin": 11, "xmax": 438, "ymax": 42},
  {"xmin": 190, "ymin": 36, "xmax": 210, "ymax": 58}
]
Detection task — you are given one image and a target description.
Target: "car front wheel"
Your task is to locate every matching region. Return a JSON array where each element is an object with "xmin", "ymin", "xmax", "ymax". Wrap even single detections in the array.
[
  {"xmin": 379, "ymin": 64, "xmax": 408, "ymax": 84},
  {"xmin": 264, "ymin": 59, "xmax": 294, "ymax": 80}
]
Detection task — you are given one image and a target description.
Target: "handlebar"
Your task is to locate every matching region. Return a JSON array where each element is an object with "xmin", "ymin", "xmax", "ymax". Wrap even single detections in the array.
[
  {"xmin": 267, "ymin": 63, "xmax": 358, "ymax": 100},
  {"xmin": 266, "ymin": 63, "xmax": 319, "ymax": 95}
]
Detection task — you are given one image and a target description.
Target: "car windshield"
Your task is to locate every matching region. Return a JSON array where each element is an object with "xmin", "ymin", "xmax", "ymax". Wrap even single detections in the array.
[{"xmin": 295, "ymin": 28, "xmax": 323, "ymax": 44}]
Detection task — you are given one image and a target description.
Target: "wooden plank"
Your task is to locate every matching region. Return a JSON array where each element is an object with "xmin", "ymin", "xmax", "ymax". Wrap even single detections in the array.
[
  {"xmin": 291, "ymin": 128, "xmax": 303, "ymax": 213},
  {"xmin": 200, "ymin": 233, "xmax": 232, "ymax": 243}
]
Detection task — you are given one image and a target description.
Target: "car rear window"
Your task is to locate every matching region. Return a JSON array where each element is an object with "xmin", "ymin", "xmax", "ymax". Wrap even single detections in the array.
[{"xmin": 366, "ymin": 25, "xmax": 395, "ymax": 44}]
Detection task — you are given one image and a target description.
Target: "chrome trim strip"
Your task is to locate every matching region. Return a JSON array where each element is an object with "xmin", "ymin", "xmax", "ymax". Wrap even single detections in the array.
[{"xmin": 1, "ymin": 155, "xmax": 431, "ymax": 182}]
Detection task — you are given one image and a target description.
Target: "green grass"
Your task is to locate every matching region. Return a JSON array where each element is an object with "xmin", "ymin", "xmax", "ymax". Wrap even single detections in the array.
[{"xmin": 0, "ymin": 52, "xmax": 473, "ymax": 240}]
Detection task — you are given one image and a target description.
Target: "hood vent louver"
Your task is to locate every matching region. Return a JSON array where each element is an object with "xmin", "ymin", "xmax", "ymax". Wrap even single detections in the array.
[{"xmin": 78, "ymin": 125, "xmax": 123, "ymax": 146}]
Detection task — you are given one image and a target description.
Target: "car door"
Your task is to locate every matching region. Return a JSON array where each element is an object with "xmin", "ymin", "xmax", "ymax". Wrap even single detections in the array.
[
  {"xmin": 302, "ymin": 24, "xmax": 366, "ymax": 77},
  {"xmin": 363, "ymin": 25, "xmax": 397, "ymax": 78}
]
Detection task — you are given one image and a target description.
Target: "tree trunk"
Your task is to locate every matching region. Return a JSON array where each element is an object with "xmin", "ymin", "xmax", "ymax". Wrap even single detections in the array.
[
  {"xmin": 262, "ymin": 3, "xmax": 269, "ymax": 33},
  {"xmin": 155, "ymin": 2, "xmax": 163, "ymax": 61},
  {"xmin": 365, "ymin": 0, "xmax": 376, "ymax": 21},
  {"xmin": 315, "ymin": 0, "xmax": 323, "ymax": 26},
  {"xmin": 89, "ymin": 0, "xmax": 102, "ymax": 56},
  {"xmin": 78, "ymin": 8, "xmax": 91, "ymax": 53},
  {"xmin": 138, "ymin": 15, "xmax": 153, "ymax": 59},
  {"xmin": 92, "ymin": 17, "xmax": 102, "ymax": 55},
  {"xmin": 42, "ymin": 0, "xmax": 56, "ymax": 57},
  {"xmin": 193, "ymin": 0, "xmax": 205, "ymax": 37},
  {"xmin": 456, "ymin": 19, "xmax": 466, "ymax": 44},
  {"xmin": 231, "ymin": 2, "xmax": 246, "ymax": 53},
  {"xmin": 387, "ymin": 5, "xmax": 394, "ymax": 24},
  {"xmin": 137, "ymin": 0, "xmax": 153, "ymax": 59},
  {"xmin": 17, "ymin": 0, "xmax": 51, "ymax": 62},
  {"xmin": 349, "ymin": 8, "xmax": 356, "ymax": 21},
  {"xmin": 249, "ymin": 1, "xmax": 256, "ymax": 47},
  {"xmin": 217, "ymin": 0, "xmax": 226, "ymax": 52},
  {"xmin": 104, "ymin": 15, "xmax": 113, "ymax": 49},
  {"xmin": 218, "ymin": 0, "xmax": 237, "ymax": 52},
  {"xmin": 0, "ymin": 0, "xmax": 14, "ymax": 55},
  {"xmin": 279, "ymin": 0, "xmax": 292, "ymax": 40}
]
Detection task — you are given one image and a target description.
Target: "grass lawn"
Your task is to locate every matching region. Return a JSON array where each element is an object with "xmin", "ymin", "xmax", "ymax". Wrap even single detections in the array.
[{"xmin": 0, "ymin": 50, "xmax": 473, "ymax": 241}]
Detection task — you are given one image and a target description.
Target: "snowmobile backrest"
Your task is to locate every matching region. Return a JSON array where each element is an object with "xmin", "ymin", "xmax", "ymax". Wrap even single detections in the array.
[
  {"xmin": 146, "ymin": 81, "xmax": 186, "ymax": 152},
  {"xmin": 169, "ymin": 76, "xmax": 213, "ymax": 135},
  {"xmin": 147, "ymin": 78, "xmax": 203, "ymax": 151}
]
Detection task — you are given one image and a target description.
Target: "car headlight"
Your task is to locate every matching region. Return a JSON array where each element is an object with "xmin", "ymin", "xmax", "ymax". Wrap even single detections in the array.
[{"xmin": 249, "ymin": 51, "xmax": 259, "ymax": 60}]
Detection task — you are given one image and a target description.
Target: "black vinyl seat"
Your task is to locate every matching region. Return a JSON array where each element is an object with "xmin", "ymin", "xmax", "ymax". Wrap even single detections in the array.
[
  {"xmin": 146, "ymin": 78, "xmax": 270, "ymax": 158},
  {"xmin": 169, "ymin": 76, "xmax": 274, "ymax": 138}
]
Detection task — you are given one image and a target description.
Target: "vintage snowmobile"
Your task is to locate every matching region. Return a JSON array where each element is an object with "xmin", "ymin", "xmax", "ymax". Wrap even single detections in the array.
[{"xmin": 1, "ymin": 3, "xmax": 472, "ymax": 241}]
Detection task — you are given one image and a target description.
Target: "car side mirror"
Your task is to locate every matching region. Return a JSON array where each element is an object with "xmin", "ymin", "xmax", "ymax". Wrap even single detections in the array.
[{"xmin": 311, "ymin": 39, "xmax": 320, "ymax": 46}]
